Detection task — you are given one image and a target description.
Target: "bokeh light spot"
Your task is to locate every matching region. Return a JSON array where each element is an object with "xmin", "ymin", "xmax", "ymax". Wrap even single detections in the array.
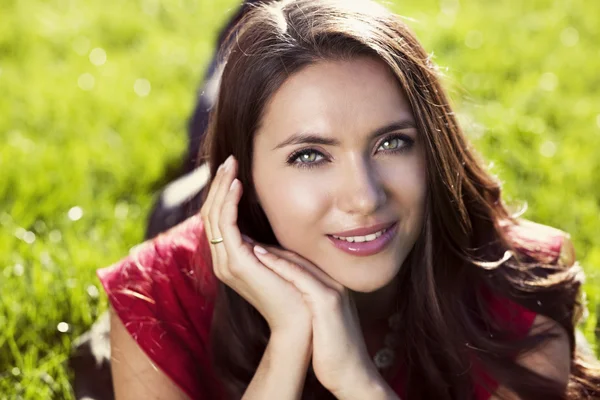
[
  {"xmin": 23, "ymin": 231, "xmax": 36, "ymax": 244},
  {"xmin": 14, "ymin": 227, "xmax": 26, "ymax": 240},
  {"xmin": 134, "ymin": 78, "xmax": 151, "ymax": 97},
  {"xmin": 560, "ymin": 27, "xmax": 579, "ymax": 47},
  {"xmin": 57, "ymin": 322, "xmax": 70, "ymax": 333},
  {"xmin": 78, "ymin": 73, "xmax": 95, "ymax": 91},
  {"xmin": 539, "ymin": 72, "xmax": 558, "ymax": 91},
  {"xmin": 87, "ymin": 285, "xmax": 99, "ymax": 298},
  {"xmin": 89, "ymin": 47, "xmax": 107, "ymax": 66},
  {"xmin": 115, "ymin": 202, "xmax": 129, "ymax": 219},
  {"xmin": 13, "ymin": 264, "xmax": 24, "ymax": 277},
  {"xmin": 49, "ymin": 230, "xmax": 62, "ymax": 243},
  {"xmin": 40, "ymin": 252, "xmax": 52, "ymax": 266},
  {"xmin": 33, "ymin": 220, "xmax": 47, "ymax": 233},
  {"xmin": 68, "ymin": 206, "xmax": 84, "ymax": 221},
  {"xmin": 540, "ymin": 140, "xmax": 557, "ymax": 157}
]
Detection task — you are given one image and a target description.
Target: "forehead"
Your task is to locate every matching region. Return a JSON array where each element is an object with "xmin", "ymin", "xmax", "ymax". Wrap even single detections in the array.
[{"xmin": 256, "ymin": 56, "xmax": 414, "ymax": 143}]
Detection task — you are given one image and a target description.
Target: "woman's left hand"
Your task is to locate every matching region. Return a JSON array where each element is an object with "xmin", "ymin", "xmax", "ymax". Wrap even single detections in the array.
[{"xmin": 252, "ymin": 243, "xmax": 394, "ymax": 399}]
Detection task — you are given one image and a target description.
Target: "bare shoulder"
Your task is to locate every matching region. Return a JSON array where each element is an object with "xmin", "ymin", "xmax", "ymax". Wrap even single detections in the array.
[
  {"xmin": 109, "ymin": 307, "xmax": 191, "ymax": 400},
  {"xmin": 490, "ymin": 314, "xmax": 571, "ymax": 399}
]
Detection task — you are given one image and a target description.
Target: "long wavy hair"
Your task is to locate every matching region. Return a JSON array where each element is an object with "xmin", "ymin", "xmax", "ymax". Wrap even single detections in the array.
[{"xmin": 197, "ymin": 0, "xmax": 600, "ymax": 398}]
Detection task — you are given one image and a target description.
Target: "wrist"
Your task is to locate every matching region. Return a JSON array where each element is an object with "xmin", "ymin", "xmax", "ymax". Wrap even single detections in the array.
[
  {"xmin": 270, "ymin": 327, "xmax": 311, "ymax": 345},
  {"xmin": 269, "ymin": 329, "xmax": 312, "ymax": 360},
  {"xmin": 243, "ymin": 329, "xmax": 312, "ymax": 400},
  {"xmin": 362, "ymin": 376, "xmax": 399, "ymax": 400},
  {"xmin": 333, "ymin": 369, "xmax": 398, "ymax": 400}
]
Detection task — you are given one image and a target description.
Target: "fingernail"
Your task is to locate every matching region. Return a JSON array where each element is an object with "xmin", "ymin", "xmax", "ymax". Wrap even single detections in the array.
[
  {"xmin": 253, "ymin": 245, "xmax": 267, "ymax": 255},
  {"xmin": 224, "ymin": 155, "xmax": 234, "ymax": 171}
]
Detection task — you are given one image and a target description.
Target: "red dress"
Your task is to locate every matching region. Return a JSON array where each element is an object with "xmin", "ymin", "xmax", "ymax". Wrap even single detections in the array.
[{"xmin": 98, "ymin": 215, "xmax": 568, "ymax": 399}]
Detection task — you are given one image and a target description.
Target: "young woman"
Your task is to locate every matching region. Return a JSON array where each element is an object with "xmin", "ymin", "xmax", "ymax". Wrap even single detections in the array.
[{"xmin": 98, "ymin": 0, "xmax": 600, "ymax": 398}]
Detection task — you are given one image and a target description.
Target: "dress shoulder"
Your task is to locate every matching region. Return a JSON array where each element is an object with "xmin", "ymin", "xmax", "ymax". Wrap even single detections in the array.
[
  {"xmin": 97, "ymin": 214, "xmax": 221, "ymax": 399},
  {"xmin": 491, "ymin": 218, "xmax": 580, "ymax": 337},
  {"xmin": 501, "ymin": 218, "xmax": 575, "ymax": 267},
  {"xmin": 475, "ymin": 219, "xmax": 579, "ymax": 399}
]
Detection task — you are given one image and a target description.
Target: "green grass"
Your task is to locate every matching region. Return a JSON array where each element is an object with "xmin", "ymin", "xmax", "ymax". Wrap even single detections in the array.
[{"xmin": 0, "ymin": 0, "xmax": 598, "ymax": 398}]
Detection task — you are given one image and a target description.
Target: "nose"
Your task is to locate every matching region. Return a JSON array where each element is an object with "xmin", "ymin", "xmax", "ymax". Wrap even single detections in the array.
[{"xmin": 336, "ymin": 156, "xmax": 386, "ymax": 216}]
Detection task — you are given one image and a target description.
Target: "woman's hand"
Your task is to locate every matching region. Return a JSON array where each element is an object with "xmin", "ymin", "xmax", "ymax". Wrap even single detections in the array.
[
  {"xmin": 199, "ymin": 155, "xmax": 312, "ymax": 338},
  {"xmin": 252, "ymin": 244, "xmax": 391, "ymax": 399}
]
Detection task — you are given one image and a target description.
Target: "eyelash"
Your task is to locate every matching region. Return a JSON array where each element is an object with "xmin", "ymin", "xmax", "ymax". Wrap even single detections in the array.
[{"xmin": 286, "ymin": 133, "xmax": 415, "ymax": 170}]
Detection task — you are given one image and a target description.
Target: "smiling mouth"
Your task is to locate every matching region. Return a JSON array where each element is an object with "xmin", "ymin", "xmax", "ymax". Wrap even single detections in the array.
[
  {"xmin": 330, "ymin": 225, "xmax": 393, "ymax": 243},
  {"xmin": 326, "ymin": 222, "xmax": 399, "ymax": 257}
]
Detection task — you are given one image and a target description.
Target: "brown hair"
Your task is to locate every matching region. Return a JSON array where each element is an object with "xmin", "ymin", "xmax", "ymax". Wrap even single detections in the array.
[{"xmin": 199, "ymin": 0, "xmax": 600, "ymax": 398}]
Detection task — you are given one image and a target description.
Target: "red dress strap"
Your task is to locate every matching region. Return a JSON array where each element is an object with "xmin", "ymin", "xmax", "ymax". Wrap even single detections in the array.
[
  {"xmin": 391, "ymin": 220, "xmax": 571, "ymax": 399},
  {"xmin": 97, "ymin": 215, "xmax": 222, "ymax": 399},
  {"xmin": 387, "ymin": 293, "xmax": 537, "ymax": 399},
  {"xmin": 473, "ymin": 294, "xmax": 538, "ymax": 399},
  {"xmin": 474, "ymin": 219, "xmax": 573, "ymax": 399}
]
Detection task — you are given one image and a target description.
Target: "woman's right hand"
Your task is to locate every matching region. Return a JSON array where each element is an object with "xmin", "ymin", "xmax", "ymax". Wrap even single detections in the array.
[{"xmin": 199, "ymin": 155, "xmax": 312, "ymax": 338}]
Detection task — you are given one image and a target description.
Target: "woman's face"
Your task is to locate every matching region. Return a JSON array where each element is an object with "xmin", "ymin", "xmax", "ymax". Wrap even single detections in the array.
[{"xmin": 252, "ymin": 57, "xmax": 427, "ymax": 293}]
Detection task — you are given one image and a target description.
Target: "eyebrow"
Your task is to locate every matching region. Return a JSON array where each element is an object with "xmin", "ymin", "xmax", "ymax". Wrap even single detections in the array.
[{"xmin": 272, "ymin": 120, "xmax": 417, "ymax": 150}]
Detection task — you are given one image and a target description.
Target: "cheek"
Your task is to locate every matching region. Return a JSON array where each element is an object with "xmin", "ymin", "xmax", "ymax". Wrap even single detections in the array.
[
  {"xmin": 254, "ymin": 170, "xmax": 331, "ymax": 244},
  {"xmin": 384, "ymin": 157, "xmax": 427, "ymax": 215}
]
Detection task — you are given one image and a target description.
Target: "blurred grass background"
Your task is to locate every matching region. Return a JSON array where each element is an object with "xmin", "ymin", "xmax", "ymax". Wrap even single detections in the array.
[{"xmin": 0, "ymin": 0, "xmax": 598, "ymax": 398}]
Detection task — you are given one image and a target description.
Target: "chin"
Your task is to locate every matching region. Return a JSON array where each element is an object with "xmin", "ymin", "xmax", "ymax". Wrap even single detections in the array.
[{"xmin": 333, "ymin": 267, "xmax": 400, "ymax": 293}]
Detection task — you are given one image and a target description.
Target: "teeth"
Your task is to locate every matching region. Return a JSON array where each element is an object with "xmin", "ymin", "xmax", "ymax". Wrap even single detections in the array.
[{"xmin": 332, "ymin": 228, "xmax": 386, "ymax": 243}]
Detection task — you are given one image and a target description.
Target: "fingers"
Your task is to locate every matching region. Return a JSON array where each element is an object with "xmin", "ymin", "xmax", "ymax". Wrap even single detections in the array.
[
  {"xmin": 219, "ymin": 178, "xmax": 243, "ymax": 245},
  {"xmin": 200, "ymin": 157, "xmax": 227, "ymax": 243},
  {"xmin": 260, "ymin": 246, "xmax": 343, "ymax": 291},
  {"xmin": 209, "ymin": 156, "xmax": 237, "ymax": 239},
  {"xmin": 201, "ymin": 155, "xmax": 258, "ymax": 283},
  {"xmin": 253, "ymin": 246, "xmax": 343, "ymax": 311},
  {"xmin": 252, "ymin": 246, "xmax": 364, "ymax": 369},
  {"xmin": 200, "ymin": 155, "xmax": 236, "ymax": 278},
  {"xmin": 219, "ymin": 178, "xmax": 248, "ymax": 280}
]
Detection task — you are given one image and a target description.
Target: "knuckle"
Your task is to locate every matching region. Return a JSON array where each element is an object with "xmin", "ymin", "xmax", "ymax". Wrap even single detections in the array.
[
  {"xmin": 271, "ymin": 256, "xmax": 290, "ymax": 269},
  {"xmin": 220, "ymin": 270, "xmax": 234, "ymax": 282},
  {"xmin": 286, "ymin": 260, "xmax": 303, "ymax": 274},
  {"xmin": 199, "ymin": 208, "xmax": 208, "ymax": 222},
  {"xmin": 212, "ymin": 266, "xmax": 223, "ymax": 281},
  {"xmin": 228, "ymin": 262, "xmax": 242, "ymax": 278},
  {"xmin": 209, "ymin": 208, "xmax": 220, "ymax": 224},
  {"xmin": 214, "ymin": 266, "xmax": 232, "ymax": 283}
]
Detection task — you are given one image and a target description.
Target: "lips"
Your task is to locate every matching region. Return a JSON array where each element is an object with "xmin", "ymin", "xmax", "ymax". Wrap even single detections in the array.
[{"xmin": 327, "ymin": 221, "xmax": 399, "ymax": 257}]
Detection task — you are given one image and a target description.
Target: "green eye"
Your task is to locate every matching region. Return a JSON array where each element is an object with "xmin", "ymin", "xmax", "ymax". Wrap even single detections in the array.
[
  {"xmin": 298, "ymin": 152, "xmax": 318, "ymax": 163},
  {"xmin": 379, "ymin": 137, "xmax": 401, "ymax": 151},
  {"xmin": 287, "ymin": 149, "xmax": 325, "ymax": 169},
  {"xmin": 375, "ymin": 134, "xmax": 414, "ymax": 154}
]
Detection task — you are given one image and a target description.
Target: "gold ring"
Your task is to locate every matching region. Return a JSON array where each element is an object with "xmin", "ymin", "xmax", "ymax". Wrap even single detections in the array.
[{"xmin": 210, "ymin": 237, "xmax": 224, "ymax": 244}]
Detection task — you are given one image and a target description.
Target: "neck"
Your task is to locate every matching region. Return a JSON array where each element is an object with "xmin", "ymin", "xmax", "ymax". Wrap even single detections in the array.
[{"xmin": 351, "ymin": 274, "xmax": 399, "ymax": 329}]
